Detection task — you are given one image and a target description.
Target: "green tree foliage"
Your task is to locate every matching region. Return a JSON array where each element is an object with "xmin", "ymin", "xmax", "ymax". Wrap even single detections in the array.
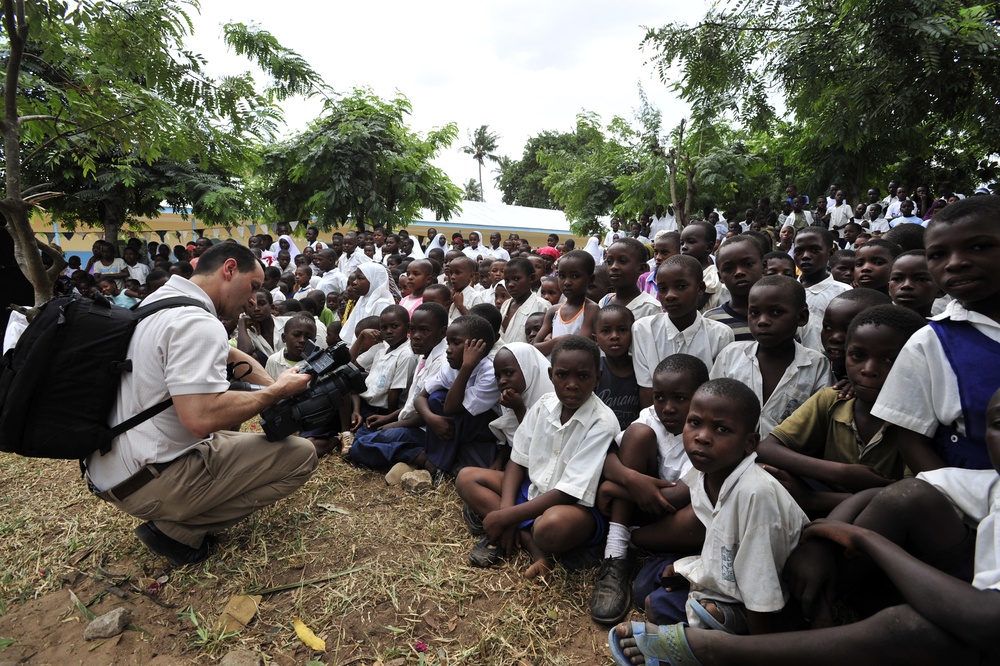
[
  {"xmin": 461, "ymin": 124, "xmax": 500, "ymax": 202},
  {"xmin": 498, "ymin": 130, "xmax": 586, "ymax": 209},
  {"xmin": 260, "ymin": 89, "xmax": 462, "ymax": 232},
  {"xmin": 641, "ymin": 0, "xmax": 1000, "ymax": 197},
  {"xmin": 463, "ymin": 178, "xmax": 483, "ymax": 201},
  {"xmin": 0, "ymin": 0, "xmax": 327, "ymax": 305}
]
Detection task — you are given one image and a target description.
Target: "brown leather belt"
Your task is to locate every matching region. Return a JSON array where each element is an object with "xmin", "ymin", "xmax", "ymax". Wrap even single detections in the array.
[{"xmin": 89, "ymin": 460, "xmax": 174, "ymax": 503}]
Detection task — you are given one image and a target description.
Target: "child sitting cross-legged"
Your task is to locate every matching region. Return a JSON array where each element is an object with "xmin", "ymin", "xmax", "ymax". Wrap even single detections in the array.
[
  {"xmin": 533, "ymin": 249, "xmax": 600, "ymax": 356},
  {"xmin": 758, "ymin": 304, "xmax": 929, "ymax": 515},
  {"xmin": 455, "ymin": 335, "xmax": 622, "ymax": 579},
  {"xmin": 633, "ymin": 255, "xmax": 735, "ymax": 408},
  {"xmin": 349, "ymin": 305, "xmax": 418, "ymax": 434},
  {"xmin": 590, "ymin": 354, "xmax": 709, "ymax": 625},
  {"xmin": 710, "ymin": 275, "xmax": 831, "ymax": 438},
  {"xmin": 606, "ymin": 378, "xmax": 809, "ymax": 662}
]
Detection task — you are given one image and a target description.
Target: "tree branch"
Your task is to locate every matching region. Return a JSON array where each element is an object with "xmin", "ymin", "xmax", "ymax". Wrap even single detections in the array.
[
  {"xmin": 21, "ymin": 107, "xmax": 144, "ymax": 166},
  {"xmin": 18, "ymin": 114, "xmax": 77, "ymax": 126}
]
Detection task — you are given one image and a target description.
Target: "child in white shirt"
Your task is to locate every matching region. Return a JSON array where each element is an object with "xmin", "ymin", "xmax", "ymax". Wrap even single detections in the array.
[
  {"xmin": 264, "ymin": 315, "xmax": 316, "ymax": 381},
  {"xmin": 350, "ymin": 306, "xmax": 418, "ymax": 428}
]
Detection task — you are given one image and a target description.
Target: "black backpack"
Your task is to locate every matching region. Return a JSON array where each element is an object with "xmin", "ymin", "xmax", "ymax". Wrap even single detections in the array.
[{"xmin": 0, "ymin": 294, "xmax": 207, "ymax": 459}]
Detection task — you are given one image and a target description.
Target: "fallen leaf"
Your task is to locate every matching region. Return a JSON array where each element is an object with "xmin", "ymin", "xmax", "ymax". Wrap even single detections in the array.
[
  {"xmin": 219, "ymin": 594, "xmax": 262, "ymax": 634},
  {"xmin": 293, "ymin": 616, "xmax": 326, "ymax": 651},
  {"xmin": 68, "ymin": 588, "xmax": 96, "ymax": 621},
  {"xmin": 316, "ymin": 503, "xmax": 351, "ymax": 515},
  {"xmin": 422, "ymin": 613, "xmax": 437, "ymax": 629}
]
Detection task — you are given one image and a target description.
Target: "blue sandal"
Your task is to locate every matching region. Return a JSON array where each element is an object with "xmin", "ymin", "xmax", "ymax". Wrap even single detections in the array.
[
  {"xmin": 688, "ymin": 597, "xmax": 749, "ymax": 635},
  {"xmin": 608, "ymin": 621, "xmax": 702, "ymax": 666}
]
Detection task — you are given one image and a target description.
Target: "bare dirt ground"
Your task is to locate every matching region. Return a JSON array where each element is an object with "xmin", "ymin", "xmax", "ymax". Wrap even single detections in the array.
[{"xmin": 0, "ymin": 429, "xmax": 622, "ymax": 665}]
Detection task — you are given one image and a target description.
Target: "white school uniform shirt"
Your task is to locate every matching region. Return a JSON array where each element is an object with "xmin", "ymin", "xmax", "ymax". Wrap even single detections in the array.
[
  {"xmin": 484, "ymin": 245, "xmax": 510, "ymax": 262},
  {"xmin": 510, "ymin": 392, "xmax": 621, "ymax": 507},
  {"xmin": 125, "ymin": 262, "xmax": 149, "ymax": 283},
  {"xmin": 615, "ymin": 406, "xmax": 692, "ymax": 483},
  {"xmin": 499, "ymin": 292, "xmax": 550, "ymax": 344},
  {"xmin": 315, "ymin": 269, "xmax": 347, "ymax": 296},
  {"xmin": 917, "ymin": 468, "xmax": 1000, "ymax": 591},
  {"xmin": 632, "ymin": 312, "xmax": 735, "ymax": 388},
  {"xmin": 448, "ymin": 284, "xmax": 484, "ymax": 322},
  {"xmin": 264, "ymin": 350, "xmax": 297, "ymax": 381},
  {"xmin": 710, "ymin": 341, "xmax": 832, "ymax": 437},
  {"xmin": 337, "ymin": 248, "xmax": 371, "ymax": 278},
  {"xmin": 871, "ymin": 300, "xmax": 999, "ymax": 438},
  {"xmin": 827, "ymin": 203, "xmax": 852, "ymax": 237},
  {"xmin": 650, "ymin": 214, "xmax": 678, "ymax": 237},
  {"xmin": 673, "ymin": 453, "xmax": 809, "ymax": 625},
  {"xmin": 397, "ymin": 338, "xmax": 447, "ymax": 425},
  {"xmin": 803, "ymin": 274, "xmax": 852, "ymax": 324},
  {"xmin": 357, "ymin": 342, "xmax": 419, "ymax": 409},
  {"xmin": 424, "ymin": 356, "xmax": 500, "ymax": 417},
  {"xmin": 867, "ymin": 217, "xmax": 891, "ymax": 234},
  {"xmin": 599, "ymin": 291, "xmax": 663, "ymax": 322}
]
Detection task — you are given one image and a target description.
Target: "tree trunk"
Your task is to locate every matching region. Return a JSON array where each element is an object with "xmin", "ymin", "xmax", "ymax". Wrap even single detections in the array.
[{"xmin": 478, "ymin": 160, "xmax": 484, "ymax": 203}]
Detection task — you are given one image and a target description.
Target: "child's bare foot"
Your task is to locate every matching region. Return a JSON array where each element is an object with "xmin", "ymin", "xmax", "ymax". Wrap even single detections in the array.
[
  {"xmin": 524, "ymin": 557, "xmax": 552, "ymax": 580},
  {"xmin": 310, "ymin": 437, "xmax": 336, "ymax": 458},
  {"xmin": 609, "ymin": 621, "xmax": 702, "ymax": 665}
]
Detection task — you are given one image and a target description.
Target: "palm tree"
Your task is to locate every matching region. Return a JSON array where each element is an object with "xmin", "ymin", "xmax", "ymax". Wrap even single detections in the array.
[
  {"xmin": 463, "ymin": 178, "xmax": 483, "ymax": 202},
  {"xmin": 462, "ymin": 125, "xmax": 500, "ymax": 202},
  {"xmin": 492, "ymin": 155, "xmax": 513, "ymax": 186}
]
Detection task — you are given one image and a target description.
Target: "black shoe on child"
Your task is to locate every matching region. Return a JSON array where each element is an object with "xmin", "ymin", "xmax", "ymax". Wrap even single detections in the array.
[
  {"xmin": 462, "ymin": 503, "xmax": 485, "ymax": 536},
  {"xmin": 590, "ymin": 556, "xmax": 635, "ymax": 624},
  {"xmin": 135, "ymin": 522, "xmax": 213, "ymax": 568},
  {"xmin": 469, "ymin": 536, "xmax": 504, "ymax": 567}
]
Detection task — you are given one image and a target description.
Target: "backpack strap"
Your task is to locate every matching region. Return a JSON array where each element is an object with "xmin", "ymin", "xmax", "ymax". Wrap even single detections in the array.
[{"xmin": 98, "ymin": 296, "xmax": 211, "ymax": 455}]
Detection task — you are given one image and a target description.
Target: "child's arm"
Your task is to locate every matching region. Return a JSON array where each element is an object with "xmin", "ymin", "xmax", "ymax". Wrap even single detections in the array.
[
  {"xmin": 602, "ymin": 430, "xmax": 677, "ymax": 515},
  {"xmin": 350, "ymin": 328, "xmax": 381, "ymax": 361},
  {"xmin": 442, "ymin": 339, "xmax": 489, "ymax": 415},
  {"xmin": 898, "ymin": 428, "xmax": 947, "ymax": 474},
  {"xmin": 757, "ymin": 436, "xmax": 892, "ymax": 493},
  {"xmin": 577, "ymin": 300, "xmax": 599, "ymax": 339},
  {"xmin": 531, "ymin": 305, "xmax": 559, "ymax": 356},
  {"xmin": 350, "ymin": 394, "xmax": 363, "ymax": 431},
  {"xmin": 385, "ymin": 388, "xmax": 403, "ymax": 412},
  {"xmin": 235, "ymin": 316, "xmax": 256, "ymax": 356},
  {"xmin": 486, "ymin": 461, "xmax": 527, "ymax": 554},
  {"xmin": 804, "ymin": 520, "xmax": 1000, "ymax": 652},
  {"xmin": 366, "ymin": 408, "xmax": 401, "ymax": 430},
  {"xmin": 414, "ymin": 390, "xmax": 454, "ymax": 440}
]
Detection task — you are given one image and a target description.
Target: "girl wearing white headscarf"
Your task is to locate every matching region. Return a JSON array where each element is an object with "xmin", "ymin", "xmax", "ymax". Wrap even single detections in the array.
[
  {"xmin": 277, "ymin": 234, "xmax": 302, "ymax": 261},
  {"xmin": 340, "ymin": 263, "xmax": 397, "ymax": 345},
  {"xmin": 462, "ymin": 230, "xmax": 486, "ymax": 261},
  {"xmin": 584, "ymin": 235, "xmax": 604, "ymax": 266},
  {"xmin": 429, "ymin": 233, "xmax": 448, "ymax": 254},
  {"xmin": 488, "ymin": 342, "xmax": 554, "ymax": 449}
]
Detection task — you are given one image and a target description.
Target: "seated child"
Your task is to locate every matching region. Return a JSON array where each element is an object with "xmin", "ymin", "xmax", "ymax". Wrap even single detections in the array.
[
  {"xmin": 493, "ymin": 281, "xmax": 511, "ymax": 310},
  {"xmin": 705, "ymin": 236, "xmax": 765, "ymax": 341},
  {"xmin": 828, "ymin": 249, "xmax": 856, "ymax": 285},
  {"xmin": 819, "ymin": 288, "xmax": 892, "ymax": 382},
  {"xmin": 539, "ymin": 275, "xmax": 561, "ymax": 307},
  {"xmin": 422, "ymin": 283, "xmax": 452, "ymax": 311},
  {"xmin": 414, "ymin": 314, "xmax": 501, "ymax": 476},
  {"xmin": 587, "ymin": 265, "xmax": 612, "ymax": 303},
  {"xmin": 609, "ymin": 389, "xmax": 1000, "ymax": 664},
  {"xmin": 759, "ymin": 304, "xmax": 928, "ymax": 514},
  {"xmin": 534, "ymin": 250, "xmax": 600, "ymax": 356},
  {"xmin": 399, "ymin": 259, "xmax": 432, "ymax": 315},
  {"xmin": 264, "ymin": 314, "xmax": 316, "ymax": 381},
  {"xmin": 447, "ymin": 256, "xmax": 484, "ymax": 321},
  {"xmin": 872, "ymin": 196, "xmax": 1000, "ymax": 472},
  {"xmin": 524, "ymin": 312, "xmax": 545, "ymax": 345},
  {"xmin": 639, "ymin": 232, "xmax": 680, "ymax": 296},
  {"xmin": 470, "ymin": 302, "xmax": 505, "ymax": 359},
  {"xmin": 794, "ymin": 227, "xmax": 852, "ymax": 323},
  {"xmin": 350, "ymin": 305, "xmax": 418, "ymax": 430},
  {"xmin": 590, "ymin": 354, "xmax": 709, "ymax": 625},
  {"xmin": 681, "ymin": 221, "xmax": 727, "ymax": 312},
  {"xmin": 499, "ymin": 257, "xmax": 550, "ymax": 344},
  {"xmin": 762, "ymin": 251, "xmax": 796, "ymax": 279},
  {"xmin": 455, "ymin": 336, "xmax": 621, "ymax": 579},
  {"xmin": 888, "ymin": 249, "xmax": 940, "ymax": 318},
  {"xmin": 853, "ymin": 238, "xmax": 901, "ymax": 294},
  {"xmin": 594, "ymin": 305, "xmax": 640, "ymax": 432},
  {"xmin": 711, "ymin": 276, "xmax": 831, "ymax": 437},
  {"xmin": 600, "ymin": 238, "xmax": 662, "ymax": 321},
  {"xmin": 633, "ymin": 255, "xmax": 735, "ymax": 408}
]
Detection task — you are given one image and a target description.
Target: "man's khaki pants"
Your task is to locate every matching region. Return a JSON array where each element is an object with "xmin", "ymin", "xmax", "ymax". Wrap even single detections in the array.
[{"xmin": 110, "ymin": 431, "xmax": 317, "ymax": 547}]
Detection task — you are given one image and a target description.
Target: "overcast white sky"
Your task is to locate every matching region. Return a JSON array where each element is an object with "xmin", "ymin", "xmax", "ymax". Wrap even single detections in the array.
[{"xmin": 187, "ymin": 1, "xmax": 711, "ymax": 202}]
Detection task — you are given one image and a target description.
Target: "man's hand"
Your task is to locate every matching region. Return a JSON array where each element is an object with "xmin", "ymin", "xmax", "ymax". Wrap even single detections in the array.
[{"xmin": 269, "ymin": 366, "xmax": 311, "ymax": 400}]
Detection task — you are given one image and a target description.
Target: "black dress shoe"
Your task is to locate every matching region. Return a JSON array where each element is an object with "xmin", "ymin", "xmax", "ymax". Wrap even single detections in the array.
[{"xmin": 135, "ymin": 522, "xmax": 213, "ymax": 567}]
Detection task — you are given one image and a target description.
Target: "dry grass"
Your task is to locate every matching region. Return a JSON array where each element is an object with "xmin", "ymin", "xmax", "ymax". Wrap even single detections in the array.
[{"xmin": 0, "ymin": 423, "xmax": 616, "ymax": 665}]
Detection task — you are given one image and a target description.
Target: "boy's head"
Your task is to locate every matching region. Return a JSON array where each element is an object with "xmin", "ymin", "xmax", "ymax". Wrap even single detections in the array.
[
  {"xmin": 854, "ymin": 238, "xmax": 902, "ymax": 293},
  {"xmin": 605, "ymin": 238, "xmax": 649, "ymax": 290},
  {"xmin": 821, "ymin": 288, "xmax": 892, "ymax": 376},
  {"xmin": 747, "ymin": 275, "xmax": 808, "ymax": 347},
  {"xmin": 469, "ymin": 303, "xmax": 502, "ymax": 341},
  {"xmin": 556, "ymin": 250, "xmax": 596, "ymax": 302},
  {"xmin": 122, "ymin": 247, "xmax": 138, "ymax": 266},
  {"xmin": 409, "ymin": 302, "xmax": 449, "ymax": 356},
  {"xmin": 489, "ymin": 259, "xmax": 507, "ymax": 286},
  {"xmin": 587, "ymin": 265, "xmax": 611, "ymax": 302},
  {"xmin": 684, "ymin": 379, "xmax": 761, "ymax": 475},
  {"xmin": 592, "ymin": 304, "xmax": 634, "ymax": 360},
  {"xmin": 146, "ymin": 268, "xmax": 169, "ymax": 294},
  {"xmin": 844, "ymin": 304, "xmax": 927, "ymax": 407},
  {"xmin": 379, "ymin": 304, "xmax": 410, "ymax": 349},
  {"xmin": 925, "ymin": 196, "xmax": 1000, "ymax": 314},
  {"xmin": 762, "ymin": 251, "xmax": 797, "ymax": 278},
  {"xmin": 549, "ymin": 335, "xmax": 602, "ymax": 412},
  {"xmin": 446, "ymin": 315, "xmax": 496, "ymax": 370},
  {"xmin": 539, "ymin": 275, "xmax": 561, "ymax": 306},
  {"xmin": 889, "ymin": 250, "xmax": 939, "ymax": 316},
  {"xmin": 448, "ymin": 256, "xmax": 477, "ymax": 291},
  {"xmin": 652, "ymin": 354, "xmax": 710, "ymax": 435},
  {"xmin": 680, "ymin": 221, "xmax": 716, "ymax": 262},
  {"xmin": 504, "ymin": 257, "xmax": 535, "ymax": 301},
  {"xmin": 325, "ymin": 288, "xmax": 343, "ymax": 313},
  {"xmin": 793, "ymin": 228, "xmax": 835, "ymax": 277},
  {"xmin": 353, "ymin": 315, "xmax": 381, "ymax": 340},
  {"xmin": 282, "ymin": 315, "xmax": 318, "ymax": 362},
  {"xmin": 843, "ymin": 222, "xmax": 863, "ymax": 246},
  {"xmin": 527, "ymin": 255, "xmax": 546, "ymax": 286},
  {"xmin": 97, "ymin": 277, "xmax": 119, "ymax": 297},
  {"xmin": 656, "ymin": 255, "xmax": 705, "ymax": 325},
  {"xmin": 652, "ymin": 231, "xmax": 681, "ymax": 268},
  {"xmin": 547, "ymin": 233, "xmax": 559, "ymax": 247},
  {"xmin": 263, "ymin": 265, "xmax": 282, "ymax": 290},
  {"xmin": 829, "ymin": 249, "xmax": 856, "ymax": 285},
  {"xmin": 882, "ymin": 222, "xmax": 926, "ymax": 252},
  {"xmin": 294, "ymin": 265, "xmax": 311, "ymax": 286},
  {"xmin": 406, "ymin": 259, "xmax": 434, "ymax": 294},
  {"xmin": 524, "ymin": 312, "xmax": 545, "ymax": 344},
  {"xmin": 716, "ymin": 236, "xmax": 764, "ymax": 301},
  {"xmin": 422, "ymin": 283, "xmax": 452, "ymax": 309}
]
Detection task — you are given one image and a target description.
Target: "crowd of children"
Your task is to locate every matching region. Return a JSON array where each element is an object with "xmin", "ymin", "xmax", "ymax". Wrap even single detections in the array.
[{"xmin": 40, "ymin": 191, "xmax": 1000, "ymax": 665}]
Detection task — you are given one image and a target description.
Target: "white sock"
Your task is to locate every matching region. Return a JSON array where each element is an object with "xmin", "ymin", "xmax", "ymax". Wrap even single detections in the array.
[{"xmin": 603, "ymin": 522, "xmax": 630, "ymax": 559}]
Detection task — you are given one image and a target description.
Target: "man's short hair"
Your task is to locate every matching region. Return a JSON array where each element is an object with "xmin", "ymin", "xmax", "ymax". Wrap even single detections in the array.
[{"xmin": 192, "ymin": 243, "xmax": 260, "ymax": 276}]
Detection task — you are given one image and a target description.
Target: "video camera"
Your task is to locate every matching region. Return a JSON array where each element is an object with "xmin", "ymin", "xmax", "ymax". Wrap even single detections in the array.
[{"xmin": 245, "ymin": 340, "xmax": 366, "ymax": 441}]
